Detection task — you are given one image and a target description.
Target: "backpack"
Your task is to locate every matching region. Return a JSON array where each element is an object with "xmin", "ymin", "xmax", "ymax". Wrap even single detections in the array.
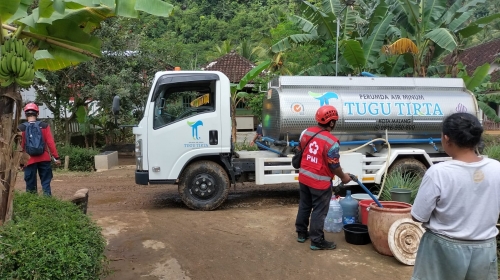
[{"xmin": 24, "ymin": 121, "xmax": 45, "ymax": 156}]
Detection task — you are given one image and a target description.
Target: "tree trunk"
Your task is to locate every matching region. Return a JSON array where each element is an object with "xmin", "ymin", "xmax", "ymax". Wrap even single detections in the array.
[
  {"xmin": 64, "ymin": 117, "xmax": 70, "ymax": 146},
  {"xmin": 450, "ymin": 48, "xmax": 460, "ymax": 78},
  {"xmin": 84, "ymin": 133, "xmax": 89, "ymax": 149},
  {"xmin": 93, "ymin": 129, "xmax": 97, "ymax": 149},
  {"xmin": 231, "ymin": 100, "xmax": 237, "ymax": 143},
  {"xmin": 0, "ymin": 84, "xmax": 23, "ymax": 226}
]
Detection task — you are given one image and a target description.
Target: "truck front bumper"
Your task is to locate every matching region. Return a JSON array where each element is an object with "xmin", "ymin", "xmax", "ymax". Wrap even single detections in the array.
[{"xmin": 135, "ymin": 170, "xmax": 149, "ymax": 185}]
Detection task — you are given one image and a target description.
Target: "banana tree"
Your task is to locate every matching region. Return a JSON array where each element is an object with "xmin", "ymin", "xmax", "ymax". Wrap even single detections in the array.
[
  {"xmin": 0, "ymin": 0, "xmax": 172, "ymax": 225},
  {"xmin": 230, "ymin": 60, "xmax": 270, "ymax": 143},
  {"xmin": 271, "ymin": 0, "xmax": 365, "ymax": 75},
  {"xmin": 380, "ymin": 0, "xmax": 500, "ymax": 77},
  {"xmin": 75, "ymin": 103, "xmax": 99, "ymax": 149},
  {"xmin": 458, "ymin": 62, "xmax": 500, "ymax": 122},
  {"xmin": 341, "ymin": 0, "xmax": 395, "ymax": 74}
]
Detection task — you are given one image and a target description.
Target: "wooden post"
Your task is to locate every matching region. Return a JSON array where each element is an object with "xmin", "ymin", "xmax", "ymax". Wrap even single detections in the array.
[{"xmin": 64, "ymin": 155, "xmax": 69, "ymax": 170}]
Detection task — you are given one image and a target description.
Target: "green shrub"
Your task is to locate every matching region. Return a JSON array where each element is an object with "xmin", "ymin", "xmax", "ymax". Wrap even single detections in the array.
[
  {"xmin": 484, "ymin": 145, "xmax": 500, "ymax": 161},
  {"xmin": 56, "ymin": 145, "xmax": 100, "ymax": 172},
  {"xmin": 378, "ymin": 170, "xmax": 422, "ymax": 204},
  {"xmin": 0, "ymin": 192, "xmax": 108, "ymax": 280}
]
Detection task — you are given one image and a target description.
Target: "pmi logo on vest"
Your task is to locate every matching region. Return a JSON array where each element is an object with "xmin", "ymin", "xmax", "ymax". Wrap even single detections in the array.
[{"xmin": 306, "ymin": 141, "xmax": 320, "ymax": 164}]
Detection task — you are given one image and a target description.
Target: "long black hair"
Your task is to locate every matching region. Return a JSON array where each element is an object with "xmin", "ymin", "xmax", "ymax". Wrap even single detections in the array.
[{"xmin": 442, "ymin": 113, "xmax": 483, "ymax": 149}]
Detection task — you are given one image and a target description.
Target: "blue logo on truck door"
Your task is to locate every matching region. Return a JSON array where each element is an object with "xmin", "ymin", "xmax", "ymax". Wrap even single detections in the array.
[
  {"xmin": 187, "ymin": 120, "xmax": 203, "ymax": 140},
  {"xmin": 184, "ymin": 120, "xmax": 208, "ymax": 148}
]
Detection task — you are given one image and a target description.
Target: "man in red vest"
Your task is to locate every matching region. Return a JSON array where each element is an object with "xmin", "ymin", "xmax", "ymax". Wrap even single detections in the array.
[{"xmin": 295, "ymin": 105, "xmax": 351, "ymax": 250}]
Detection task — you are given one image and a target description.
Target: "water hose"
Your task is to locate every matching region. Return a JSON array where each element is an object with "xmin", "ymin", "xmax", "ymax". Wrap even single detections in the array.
[
  {"xmin": 349, "ymin": 174, "xmax": 383, "ymax": 208},
  {"xmin": 338, "ymin": 137, "xmax": 392, "ymax": 200},
  {"xmin": 255, "ymin": 141, "xmax": 285, "ymax": 156}
]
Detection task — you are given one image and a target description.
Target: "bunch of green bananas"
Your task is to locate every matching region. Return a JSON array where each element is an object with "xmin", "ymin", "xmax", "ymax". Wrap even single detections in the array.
[{"xmin": 0, "ymin": 38, "xmax": 35, "ymax": 88}]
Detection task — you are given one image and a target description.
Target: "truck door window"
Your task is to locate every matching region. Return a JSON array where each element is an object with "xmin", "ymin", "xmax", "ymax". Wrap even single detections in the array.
[{"xmin": 153, "ymin": 82, "xmax": 215, "ymax": 129}]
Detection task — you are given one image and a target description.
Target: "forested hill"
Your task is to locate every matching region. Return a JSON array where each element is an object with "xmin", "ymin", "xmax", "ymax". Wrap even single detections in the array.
[
  {"xmin": 106, "ymin": 0, "xmax": 499, "ymax": 76},
  {"xmin": 107, "ymin": 0, "xmax": 322, "ymax": 73}
]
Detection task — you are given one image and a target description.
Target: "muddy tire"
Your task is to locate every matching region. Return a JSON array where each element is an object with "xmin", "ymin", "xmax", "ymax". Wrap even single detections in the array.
[
  {"xmin": 178, "ymin": 161, "xmax": 230, "ymax": 211},
  {"xmin": 388, "ymin": 158, "xmax": 427, "ymax": 178}
]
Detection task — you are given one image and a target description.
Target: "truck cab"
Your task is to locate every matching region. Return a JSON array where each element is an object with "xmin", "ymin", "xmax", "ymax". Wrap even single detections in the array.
[{"xmin": 133, "ymin": 71, "xmax": 235, "ymax": 209}]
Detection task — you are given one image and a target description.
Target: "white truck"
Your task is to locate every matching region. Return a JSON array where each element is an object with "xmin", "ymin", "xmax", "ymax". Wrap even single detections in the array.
[{"xmin": 124, "ymin": 71, "xmax": 479, "ymax": 210}]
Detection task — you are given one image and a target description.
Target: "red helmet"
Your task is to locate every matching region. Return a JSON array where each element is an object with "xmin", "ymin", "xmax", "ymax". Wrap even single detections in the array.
[
  {"xmin": 24, "ymin": 102, "xmax": 39, "ymax": 113},
  {"xmin": 315, "ymin": 105, "xmax": 339, "ymax": 124}
]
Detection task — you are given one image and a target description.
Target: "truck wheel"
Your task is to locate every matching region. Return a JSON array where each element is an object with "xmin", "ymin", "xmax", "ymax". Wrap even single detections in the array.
[
  {"xmin": 388, "ymin": 158, "xmax": 427, "ymax": 178},
  {"xmin": 178, "ymin": 161, "xmax": 230, "ymax": 211}
]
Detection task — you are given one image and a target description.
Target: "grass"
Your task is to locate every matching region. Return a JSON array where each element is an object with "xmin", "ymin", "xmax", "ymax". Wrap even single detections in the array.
[
  {"xmin": 378, "ymin": 170, "xmax": 422, "ymax": 204},
  {"xmin": 484, "ymin": 145, "xmax": 500, "ymax": 161},
  {"xmin": 234, "ymin": 138, "xmax": 259, "ymax": 151},
  {"xmin": 482, "ymin": 134, "xmax": 500, "ymax": 147}
]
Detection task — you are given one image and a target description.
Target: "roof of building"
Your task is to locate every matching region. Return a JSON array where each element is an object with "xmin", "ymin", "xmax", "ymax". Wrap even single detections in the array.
[
  {"xmin": 443, "ymin": 38, "xmax": 500, "ymax": 82},
  {"xmin": 201, "ymin": 50, "xmax": 259, "ymax": 83}
]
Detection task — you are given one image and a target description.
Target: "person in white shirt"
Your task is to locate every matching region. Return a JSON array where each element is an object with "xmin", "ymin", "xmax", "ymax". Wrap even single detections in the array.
[{"xmin": 411, "ymin": 112, "xmax": 500, "ymax": 280}]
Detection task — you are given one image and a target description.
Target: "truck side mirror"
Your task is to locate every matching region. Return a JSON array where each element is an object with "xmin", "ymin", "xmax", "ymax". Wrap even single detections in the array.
[{"xmin": 112, "ymin": 95, "xmax": 120, "ymax": 116}]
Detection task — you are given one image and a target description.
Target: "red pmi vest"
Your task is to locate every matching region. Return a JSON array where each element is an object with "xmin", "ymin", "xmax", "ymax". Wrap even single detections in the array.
[{"xmin": 298, "ymin": 126, "xmax": 339, "ymax": 190}]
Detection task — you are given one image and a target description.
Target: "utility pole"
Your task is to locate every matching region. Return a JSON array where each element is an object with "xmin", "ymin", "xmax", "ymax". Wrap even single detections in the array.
[{"xmin": 335, "ymin": 0, "xmax": 356, "ymax": 76}]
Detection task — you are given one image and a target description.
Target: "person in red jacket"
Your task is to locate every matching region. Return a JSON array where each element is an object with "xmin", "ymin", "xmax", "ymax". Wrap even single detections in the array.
[
  {"xmin": 295, "ymin": 105, "xmax": 351, "ymax": 250},
  {"xmin": 18, "ymin": 102, "xmax": 61, "ymax": 196}
]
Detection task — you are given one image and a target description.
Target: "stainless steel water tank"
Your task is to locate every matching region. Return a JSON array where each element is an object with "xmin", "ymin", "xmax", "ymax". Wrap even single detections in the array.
[{"xmin": 262, "ymin": 76, "xmax": 478, "ymax": 142}]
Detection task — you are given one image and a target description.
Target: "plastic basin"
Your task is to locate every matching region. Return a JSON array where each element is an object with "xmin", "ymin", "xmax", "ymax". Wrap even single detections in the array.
[
  {"xmin": 343, "ymin": 223, "xmax": 371, "ymax": 245},
  {"xmin": 351, "ymin": 193, "xmax": 373, "ymax": 201},
  {"xmin": 390, "ymin": 188, "xmax": 412, "ymax": 203}
]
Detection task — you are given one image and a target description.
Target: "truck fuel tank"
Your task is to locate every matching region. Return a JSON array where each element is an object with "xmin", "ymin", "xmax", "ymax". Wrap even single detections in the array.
[{"xmin": 262, "ymin": 76, "xmax": 478, "ymax": 142}]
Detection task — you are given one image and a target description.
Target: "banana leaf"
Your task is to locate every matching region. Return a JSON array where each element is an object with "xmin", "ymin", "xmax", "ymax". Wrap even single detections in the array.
[
  {"xmin": 424, "ymin": 28, "xmax": 457, "ymax": 52},
  {"xmin": 342, "ymin": 39, "xmax": 365, "ymax": 72},
  {"xmin": 464, "ymin": 63, "xmax": 490, "ymax": 91}
]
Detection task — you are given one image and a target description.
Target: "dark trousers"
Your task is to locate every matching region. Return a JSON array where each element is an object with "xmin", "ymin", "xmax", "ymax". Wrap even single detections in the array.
[
  {"xmin": 295, "ymin": 182, "xmax": 332, "ymax": 243},
  {"xmin": 24, "ymin": 161, "xmax": 53, "ymax": 196}
]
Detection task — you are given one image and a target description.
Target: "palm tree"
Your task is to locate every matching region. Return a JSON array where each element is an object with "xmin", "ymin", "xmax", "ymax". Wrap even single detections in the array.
[
  {"xmin": 216, "ymin": 39, "xmax": 234, "ymax": 55},
  {"xmin": 237, "ymin": 40, "xmax": 262, "ymax": 62}
]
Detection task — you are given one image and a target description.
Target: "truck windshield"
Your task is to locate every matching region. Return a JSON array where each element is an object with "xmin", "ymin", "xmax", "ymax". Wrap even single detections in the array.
[{"xmin": 152, "ymin": 81, "xmax": 215, "ymax": 129}]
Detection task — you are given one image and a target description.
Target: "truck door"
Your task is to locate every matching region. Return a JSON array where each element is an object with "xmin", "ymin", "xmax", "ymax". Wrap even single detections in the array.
[{"xmin": 147, "ymin": 73, "xmax": 222, "ymax": 181}]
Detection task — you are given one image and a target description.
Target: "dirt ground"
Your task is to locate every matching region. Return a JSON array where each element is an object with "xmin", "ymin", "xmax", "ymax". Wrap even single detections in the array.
[{"xmin": 14, "ymin": 156, "xmax": 414, "ymax": 280}]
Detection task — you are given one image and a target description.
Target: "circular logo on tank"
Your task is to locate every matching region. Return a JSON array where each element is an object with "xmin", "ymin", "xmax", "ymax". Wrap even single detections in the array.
[{"xmin": 291, "ymin": 103, "xmax": 304, "ymax": 115}]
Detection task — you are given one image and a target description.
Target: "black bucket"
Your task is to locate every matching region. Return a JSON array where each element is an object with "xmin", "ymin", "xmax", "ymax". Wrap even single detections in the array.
[{"xmin": 343, "ymin": 223, "xmax": 371, "ymax": 245}]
